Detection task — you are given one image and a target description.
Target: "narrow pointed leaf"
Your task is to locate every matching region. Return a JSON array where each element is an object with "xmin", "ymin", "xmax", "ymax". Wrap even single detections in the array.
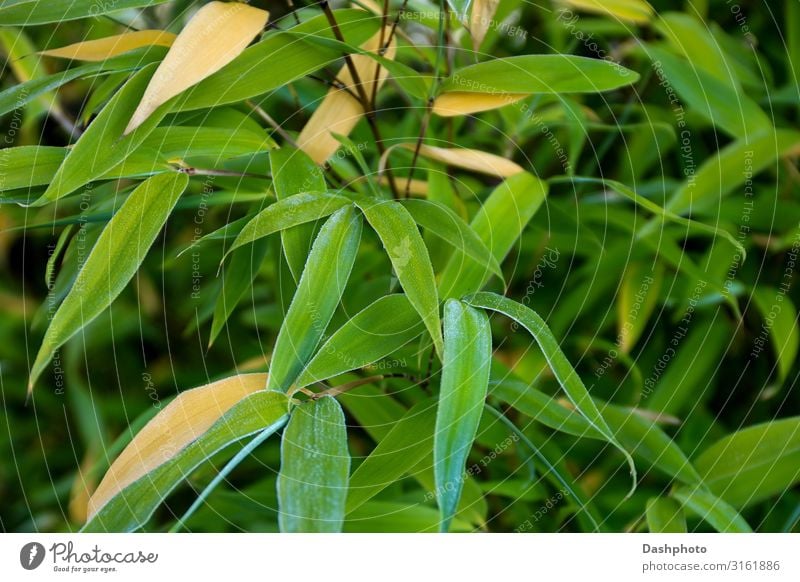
[
  {"xmin": 435, "ymin": 300, "xmax": 492, "ymax": 532},
  {"xmin": 646, "ymin": 497, "xmax": 687, "ymax": 533},
  {"xmin": 0, "ymin": 0, "xmax": 171, "ymax": 25},
  {"xmin": 357, "ymin": 199, "xmax": 444, "ymax": 356},
  {"xmin": 469, "ymin": 0, "xmax": 500, "ymax": 51},
  {"xmin": 125, "ymin": 1, "xmax": 269, "ymax": 134},
  {"xmin": 671, "ymin": 487, "xmax": 753, "ymax": 533},
  {"xmin": 84, "ymin": 373, "xmax": 289, "ymax": 532},
  {"xmin": 268, "ymin": 206, "xmax": 362, "ymax": 392},
  {"xmin": 297, "ymin": 294, "xmax": 423, "ymax": 387},
  {"xmin": 465, "ymin": 292, "xmax": 637, "ymax": 494},
  {"xmin": 29, "ymin": 172, "xmax": 189, "ymax": 390},
  {"xmin": 400, "ymin": 198, "xmax": 503, "ymax": 280},
  {"xmin": 41, "ymin": 30, "xmax": 176, "ymax": 61},
  {"xmin": 278, "ymin": 396, "xmax": 350, "ymax": 532},
  {"xmin": 563, "ymin": 0, "xmax": 654, "ymax": 23}
]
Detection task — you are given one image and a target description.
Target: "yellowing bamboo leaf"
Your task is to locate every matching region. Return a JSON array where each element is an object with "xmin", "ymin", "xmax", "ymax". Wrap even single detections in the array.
[
  {"xmin": 400, "ymin": 143, "xmax": 525, "ymax": 178},
  {"xmin": 559, "ymin": 0, "xmax": 654, "ymax": 24},
  {"xmin": 87, "ymin": 373, "xmax": 269, "ymax": 518},
  {"xmin": 40, "ymin": 30, "xmax": 176, "ymax": 61},
  {"xmin": 432, "ymin": 91, "xmax": 527, "ymax": 117},
  {"xmin": 124, "ymin": 1, "xmax": 269, "ymax": 134},
  {"xmin": 297, "ymin": 31, "xmax": 395, "ymax": 163},
  {"xmin": 470, "ymin": 0, "xmax": 500, "ymax": 51}
]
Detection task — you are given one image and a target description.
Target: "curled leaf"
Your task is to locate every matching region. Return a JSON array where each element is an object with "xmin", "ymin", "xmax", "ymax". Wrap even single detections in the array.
[
  {"xmin": 432, "ymin": 92, "xmax": 527, "ymax": 117},
  {"xmin": 40, "ymin": 30, "xmax": 176, "ymax": 61},
  {"xmin": 124, "ymin": 1, "xmax": 269, "ymax": 134},
  {"xmin": 469, "ymin": 0, "xmax": 500, "ymax": 51}
]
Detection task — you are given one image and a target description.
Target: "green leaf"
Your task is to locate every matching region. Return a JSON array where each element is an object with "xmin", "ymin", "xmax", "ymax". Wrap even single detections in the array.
[
  {"xmin": 270, "ymin": 146, "xmax": 327, "ymax": 282},
  {"xmin": 278, "ymin": 396, "xmax": 350, "ymax": 532},
  {"xmin": 209, "ymin": 238, "xmax": 270, "ymax": 347},
  {"xmin": 33, "ymin": 62, "xmax": 172, "ymax": 206},
  {"xmin": 226, "ymin": 192, "xmax": 353, "ymax": 259},
  {"xmin": 347, "ymin": 399, "xmax": 437, "ymax": 514},
  {"xmin": 83, "ymin": 387, "xmax": 289, "ymax": 532},
  {"xmin": 357, "ymin": 199, "xmax": 444, "ymax": 357},
  {"xmin": 465, "ymin": 292, "xmax": 638, "ymax": 494},
  {"xmin": 0, "ymin": 0, "xmax": 171, "ymax": 25},
  {"xmin": 0, "ymin": 46, "xmax": 167, "ymax": 118},
  {"xmin": 400, "ymin": 198, "xmax": 503, "ymax": 280},
  {"xmin": 646, "ymin": 45, "xmax": 771, "ymax": 138},
  {"xmin": 435, "ymin": 300, "xmax": 492, "ymax": 532},
  {"xmin": 29, "ymin": 172, "xmax": 189, "ymax": 390},
  {"xmin": 694, "ymin": 417, "xmax": 800, "ymax": 509},
  {"xmin": 267, "ymin": 206, "xmax": 362, "ymax": 392},
  {"xmin": 439, "ymin": 172, "xmax": 548, "ymax": 299},
  {"xmin": 671, "ymin": 487, "xmax": 752, "ymax": 532},
  {"xmin": 751, "ymin": 287, "xmax": 799, "ymax": 389},
  {"xmin": 171, "ymin": 10, "xmax": 380, "ymax": 113},
  {"xmin": 439, "ymin": 55, "xmax": 639, "ymax": 95},
  {"xmin": 646, "ymin": 497, "xmax": 687, "ymax": 533},
  {"xmin": 297, "ymin": 294, "xmax": 423, "ymax": 387},
  {"xmin": 0, "ymin": 146, "xmax": 67, "ymax": 193}
]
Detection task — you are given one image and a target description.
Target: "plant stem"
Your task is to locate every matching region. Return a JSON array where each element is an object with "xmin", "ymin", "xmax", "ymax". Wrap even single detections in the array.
[{"xmin": 247, "ymin": 100, "xmax": 300, "ymax": 148}]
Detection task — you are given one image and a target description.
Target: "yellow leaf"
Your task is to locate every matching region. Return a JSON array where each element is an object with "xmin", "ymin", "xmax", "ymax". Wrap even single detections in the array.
[
  {"xmin": 559, "ymin": 0, "xmax": 654, "ymax": 24},
  {"xmin": 470, "ymin": 0, "xmax": 500, "ymax": 52},
  {"xmin": 297, "ymin": 31, "xmax": 396, "ymax": 164},
  {"xmin": 432, "ymin": 91, "xmax": 528, "ymax": 117},
  {"xmin": 87, "ymin": 373, "xmax": 269, "ymax": 519},
  {"xmin": 124, "ymin": 1, "xmax": 269, "ymax": 134},
  {"xmin": 40, "ymin": 30, "xmax": 176, "ymax": 61},
  {"xmin": 401, "ymin": 143, "xmax": 525, "ymax": 178}
]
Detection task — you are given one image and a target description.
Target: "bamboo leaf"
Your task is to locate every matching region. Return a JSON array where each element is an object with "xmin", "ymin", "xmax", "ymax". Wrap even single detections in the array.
[
  {"xmin": 694, "ymin": 418, "xmax": 800, "ymax": 509},
  {"xmin": 562, "ymin": 0, "xmax": 654, "ymax": 23},
  {"xmin": 41, "ymin": 30, "xmax": 176, "ymax": 61},
  {"xmin": 347, "ymin": 399, "xmax": 437, "ymax": 513},
  {"xmin": 399, "ymin": 143, "xmax": 525, "ymax": 177},
  {"xmin": 646, "ymin": 497, "xmax": 687, "ymax": 533},
  {"xmin": 170, "ymin": 10, "xmax": 380, "ymax": 113},
  {"xmin": 83, "ymin": 373, "xmax": 289, "ymax": 532},
  {"xmin": 469, "ymin": 0, "xmax": 500, "ymax": 52},
  {"xmin": 400, "ymin": 198, "xmax": 504, "ymax": 280},
  {"xmin": 435, "ymin": 300, "xmax": 492, "ymax": 532},
  {"xmin": 0, "ymin": 0, "xmax": 171, "ymax": 25},
  {"xmin": 125, "ymin": 1, "xmax": 270, "ymax": 134},
  {"xmin": 671, "ymin": 487, "xmax": 753, "ymax": 533},
  {"xmin": 278, "ymin": 396, "xmax": 350, "ymax": 532},
  {"xmin": 268, "ymin": 206, "xmax": 362, "ymax": 392},
  {"xmin": 297, "ymin": 30, "xmax": 395, "ymax": 163},
  {"xmin": 357, "ymin": 199, "xmax": 444, "ymax": 357},
  {"xmin": 33, "ymin": 63, "xmax": 171, "ymax": 206},
  {"xmin": 751, "ymin": 287, "xmax": 799, "ymax": 389},
  {"xmin": 465, "ymin": 292, "xmax": 638, "ymax": 494},
  {"xmin": 297, "ymin": 294, "xmax": 423, "ymax": 387},
  {"xmin": 226, "ymin": 192, "xmax": 353, "ymax": 259},
  {"xmin": 270, "ymin": 147, "xmax": 327, "ymax": 282},
  {"xmin": 29, "ymin": 172, "xmax": 189, "ymax": 391},
  {"xmin": 439, "ymin": 172, "xmax": 548, "ymax": 299}
]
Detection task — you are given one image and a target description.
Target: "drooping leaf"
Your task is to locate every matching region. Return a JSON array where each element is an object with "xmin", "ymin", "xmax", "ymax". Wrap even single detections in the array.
[
  {"xmin": 751, "ymin": 286, "xmax": 799, "ymax": 389},
  {"xmin": 297, "ymin": 294, "xmax": 423, "ymax": 387},
  {"xmin": 83, "ymin": 374, "xmax": 289, "ymax": 532},
  {"xmin": 267, "ymin": 206, "xmax": 362, "ymax": 392},
  {"xmin": 435, "ymin": 300, "xmax": 492, "ymax": 532},
  {"xmin": 357, "ymin": 199, "xmax": 444, "ymax": 357},
  {"xmin": 278, "ymin": 396, "xmax": 350, "ymax": 532},
  {"xmin": 465, "ymin": 292, "xmax": 637, "ymax": 494},
  {"xmin": 125, "ymin": 1, "xmax": 270, "ymax": 134},
  {"xmin": 694, "ymin": 418, "xmax": 800, "ymax": 509},
  {"xmin": 396, "ymin": 143, "xmax": 525, "ymax": 177},
  {"xmin": 40, "ymin": 30, "xmax": 176, "ymax": 61},
  {"xmin": 469, "ymin": 0, "xmax": 500, "ymax": 52}
]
